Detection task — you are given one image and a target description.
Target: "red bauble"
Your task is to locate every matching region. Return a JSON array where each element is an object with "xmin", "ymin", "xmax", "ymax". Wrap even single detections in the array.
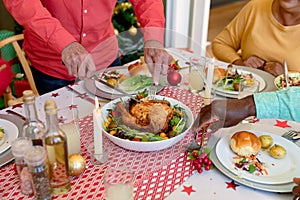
[{"xmin": 167, "ymin": 71, "xmax": 182, "ymax": 86}]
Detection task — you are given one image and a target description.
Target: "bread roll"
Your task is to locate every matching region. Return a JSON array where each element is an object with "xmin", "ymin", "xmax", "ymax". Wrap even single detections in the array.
[
  {"xmin": 128, "ymin": 61, "xmax": 151, "ymax": 77},
  {"xmin": 230, "ymin": 131, "xmax": 261, "ymax": 156},
  {"xmin": 205, "ymin": 66, "xmax": 226, "ymax": 83}
]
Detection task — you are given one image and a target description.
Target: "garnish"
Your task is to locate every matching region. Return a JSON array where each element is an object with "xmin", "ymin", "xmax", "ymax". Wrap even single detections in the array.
[
  {"xmin": 233, "ymin": 155, "xmax": 268, "ymax": 176},
  {"xmin": 188, "ymin": 147, "xmax": 214, "ymax": 173}
]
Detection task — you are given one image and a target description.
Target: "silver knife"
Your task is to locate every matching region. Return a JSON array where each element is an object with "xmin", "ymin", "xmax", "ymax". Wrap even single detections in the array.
[
  {"xmin": 92, "ymin": 75, "xmax": 128, "ymax": 95},
  {"xmin": 283, "ymin": 59, "xmax": 289, "ymax": 88},
  {"xmin": 66, "ymin": 85, "xmax": 109, "ymax": 104}
]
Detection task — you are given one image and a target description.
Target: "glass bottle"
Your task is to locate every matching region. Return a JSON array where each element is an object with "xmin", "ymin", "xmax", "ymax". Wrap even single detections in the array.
[
  {"xmin": 22, "ymin": 90, "xmax": 46, "ymax": 146},
  {"xmin": 24, "ymin": 146, "xmax": 52, "ymax": 200},
  {"xmin": 11, "ymin": 137, "xmax": 34, "ymax": 196},
  {"xmin": 44, "ymin": 99, "xmax": 71, "ymax": 194}
]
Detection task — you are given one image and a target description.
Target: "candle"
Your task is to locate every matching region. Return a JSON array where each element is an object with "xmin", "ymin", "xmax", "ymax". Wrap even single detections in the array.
[
  {"xmin": 204, "ymin": 58, "xmax": 215, "ymax": 105},
  {"xmin": 93, "ymin": 97, "xmax": 103, "ymax": 154}
]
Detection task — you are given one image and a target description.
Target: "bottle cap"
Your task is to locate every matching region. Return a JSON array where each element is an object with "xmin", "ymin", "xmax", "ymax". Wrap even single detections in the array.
[
  {"xmin": 11, "ymin": 137, "xmax": 32, "ymax": 158},
  {"xmin": 44, "ymin": 100, "xmax": 57, "ymax": 115},
  {"xmin": 24, "ymin": 146, "xmax": 47, "ymax": 166},
  {"xmin": 23, "ymin": 90, "xmax": 35, "ymax": 104}
]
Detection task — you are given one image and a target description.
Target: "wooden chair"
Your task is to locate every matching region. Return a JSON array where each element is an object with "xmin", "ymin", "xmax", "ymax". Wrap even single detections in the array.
[{"xmin": 0, "ymin": 34, "xmax": 39, "ymax": 96}]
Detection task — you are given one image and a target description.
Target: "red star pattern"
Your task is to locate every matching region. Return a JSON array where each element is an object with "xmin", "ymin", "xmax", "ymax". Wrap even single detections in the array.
[
  {"xmin": 226, "ymin": 180, "xmax": 239, "ymax": 190},
  {"xmin": 274, "ymin": 120, "xmax": 291, "ymax": 128},
  {"xmin": 12, "ymin": 103, "xmax": 23, "ymax": 109},
  {"xmin": 51, "ymin": 92, "xmax": 59, "ymax": 97},
  {"xmin": 181, "ymin": 185, "xmax": 196, "ymax": 196},
  {"xmin": 68, "ymin": 104, "xmax": 78, "ymax": 110}
]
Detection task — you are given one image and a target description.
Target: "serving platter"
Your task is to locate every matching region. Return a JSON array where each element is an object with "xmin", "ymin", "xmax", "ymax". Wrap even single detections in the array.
[
  {"xmin": 101, "ymin": 95, "xmax": 194, "ymax": 152},
  {"xmin": 215, "ymin": 131, "xmax": 300, "ymax": 185}
]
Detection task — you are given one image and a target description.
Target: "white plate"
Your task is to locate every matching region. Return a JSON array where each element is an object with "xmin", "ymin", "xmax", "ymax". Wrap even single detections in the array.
[
  {"xmin": 210, "ymin": 145, "xmax": 295, "ymax": 193},
  {"xmin": 215, "ymin": 69, "xmax": 266, "ymax": 95},
  {"xmin": 215, "ymin": 130, "xmax": 300, "ymax": 185},
  {"xmin": 95, "ymin": 67, "xmax": 154, "ymax": 95},
  {"xmin": 274, "ymin": 72, "xmax": 300, "ymax": 90},
  {"xmin": 0, "ymin": 119, "xmax": 19, "ymax": 154},
  {"xmin": 101, "ymin": 95, "xmax": 194, "ymax": 152}
]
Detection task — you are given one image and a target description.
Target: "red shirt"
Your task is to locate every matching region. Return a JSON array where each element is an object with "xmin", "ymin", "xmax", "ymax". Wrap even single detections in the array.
[{"xmin": 3, "ymin": 0, "xmax": 165, "ymax": 81}]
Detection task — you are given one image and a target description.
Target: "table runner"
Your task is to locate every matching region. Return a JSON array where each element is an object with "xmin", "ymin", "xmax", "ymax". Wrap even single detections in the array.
[{"xmin": 0, "ymin": 86, "xmax": 204, "ymax": 200}]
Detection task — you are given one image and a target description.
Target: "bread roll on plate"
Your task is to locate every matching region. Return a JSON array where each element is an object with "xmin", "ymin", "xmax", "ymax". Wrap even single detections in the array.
[
  {"xmin": 128, "ymin": 61, "xmax": 151, "ymax": 77},
  {"xmin": 205, "ymin": 66, "xmax": 226, "ymax": 83},
  {"xmin": 230, "ymin": 131, "xmax": 262, "ymax": 156}
]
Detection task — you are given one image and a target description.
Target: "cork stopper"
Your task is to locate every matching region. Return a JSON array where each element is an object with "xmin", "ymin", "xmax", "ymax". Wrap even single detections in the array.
[
  {"xmin": 44, "ymin": 99, "xmax": 57, "ymax": 115},
  {"xmin": 23, "ymin": 90, "xmax": 35, "ymax": 104}
]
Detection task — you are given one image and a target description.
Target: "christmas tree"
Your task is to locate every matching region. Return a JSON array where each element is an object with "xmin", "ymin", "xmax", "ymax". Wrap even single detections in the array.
[{"xmin": 112, "ymin": 0, "xmax": 144, "ymax": 64}]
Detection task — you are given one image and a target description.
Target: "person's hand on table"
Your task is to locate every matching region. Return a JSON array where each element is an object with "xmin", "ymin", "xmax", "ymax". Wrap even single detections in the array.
[
  {"xmin": 233, "ymin": 56, "xmax": 265, "ymax": 69},
  {"xmin": 62, "ymin": 42, "xmax": 96, "ymax": 80},
  {"xmin": 198, "ymin": 95, "xmax": 257, "ymax": 130},
  {"xmin": 262, "ymin": 61, "xmax": 283, "ymax": 77},
  {"xmin": 293, "ymin": 178, "xmax": 300, "ymax": 200},
  {"xmin": 144, "ymin": 40, "xmax": 173, "ymax": 85}
]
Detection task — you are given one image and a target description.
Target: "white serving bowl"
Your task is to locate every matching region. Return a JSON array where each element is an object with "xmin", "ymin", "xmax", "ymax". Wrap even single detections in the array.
[
  {"xmin": 274, "ymin": 72, "xmax": 300, "ymax": 90},
  {"xmin": 101, "ymin": 95, "xmax": 194, "ymax": 152}
]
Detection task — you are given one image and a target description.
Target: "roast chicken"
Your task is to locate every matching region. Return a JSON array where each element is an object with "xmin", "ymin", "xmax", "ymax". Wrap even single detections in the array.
[{"xmin": 115, "ymin": 99, "xmax": 174, "ymax": 133}]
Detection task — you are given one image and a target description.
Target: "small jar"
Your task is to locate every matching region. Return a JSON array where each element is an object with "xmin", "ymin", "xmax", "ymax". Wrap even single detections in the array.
[
  {"xmin": 11, "ymin": 137, "xmax": 34, "ymax": 195},
  {"xmin": 24, "ymin": 146, "xmax": 51, "ymax": 200}
]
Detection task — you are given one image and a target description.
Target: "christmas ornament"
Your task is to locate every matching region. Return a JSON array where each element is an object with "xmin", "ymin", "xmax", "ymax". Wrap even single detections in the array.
[
  {"xmin": 68, "ymin": 154, "xmax": 86, "ymax": 176},
  {"xmin": 128, "ymin": 25, "xmax": 137, "ymax": 36}
]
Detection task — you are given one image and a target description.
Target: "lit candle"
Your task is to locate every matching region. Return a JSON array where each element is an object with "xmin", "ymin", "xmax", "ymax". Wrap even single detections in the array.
[
  {"xmin": 204, "ymin": 58, "xmax": 215, "ymax": 105},
  {"xmin": 93, "ymin": 97, "xmax": 103, "ymax": 154}
]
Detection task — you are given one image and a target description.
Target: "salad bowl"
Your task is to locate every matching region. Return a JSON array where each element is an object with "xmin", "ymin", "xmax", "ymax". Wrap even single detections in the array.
[{"xmin": 101, "ymin": 95, "xmax": 194, "ymax": 152}]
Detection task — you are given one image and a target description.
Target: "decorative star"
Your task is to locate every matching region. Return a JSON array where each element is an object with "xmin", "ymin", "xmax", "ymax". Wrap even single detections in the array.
[
  {"xmin": 12, "ymin": 103, "xmax": 23, "ymax": 109},
  {"xmin": 58, "ymin": 115, "xmax": 66, "ymax": 124},
  {"xmin": 68, "ymin": 104, "xmax": 78, "ymax": 110},
  {"xmin": 274, "ymin": 120, "xmax": 291, "ymax": 128},
  {"xmin": 226, "ymin": 180, "xmax": 239, "ymax": 190},
  {"xmin": 181, "ymin": 185, "xmax": 196, "ymax": 196},
  {"xmin": 51, "ymin": 92, "xmax": 59, "ymax": 97}
]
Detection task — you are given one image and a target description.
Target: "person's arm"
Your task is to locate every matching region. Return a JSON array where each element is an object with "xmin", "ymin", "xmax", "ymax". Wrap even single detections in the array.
[
  {"xmin": 130, "ymin": 0, "xmax": 165, "ymax": 45},
  {"xmin": 212, "ymin": 1, "xmax": 255, "ymax": 64},
  {"xmin": 254, "ymin": 87, "xmax": 300, "ymax": 122},
  {"xmin": 3, "ymin": 0, "xmax": 76, "ymax": 54}
]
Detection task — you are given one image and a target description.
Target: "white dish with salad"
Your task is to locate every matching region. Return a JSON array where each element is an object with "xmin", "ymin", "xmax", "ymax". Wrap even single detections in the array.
[{"xmin": 101, "ymin": 94, "xmax": 194, "ymax": 152}]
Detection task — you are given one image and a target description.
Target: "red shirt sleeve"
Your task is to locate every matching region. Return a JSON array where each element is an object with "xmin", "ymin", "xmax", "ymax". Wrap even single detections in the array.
[
  {"xmin": 3, "ymin": 0, "xmax": 76, "ymax": 54},
  {"xmin": 130, "ymin": 0, "xmax": 165, "ymax": 45}
]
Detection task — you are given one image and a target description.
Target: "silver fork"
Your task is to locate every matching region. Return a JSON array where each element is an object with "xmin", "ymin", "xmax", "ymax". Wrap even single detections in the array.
[
  {"xmin": 148, "ymin": 84, "xmax": 157, "ymax": 99},
  {"xmin": 186, "ymin": 114, "xmax": 202, "ymax": 152},
  {"xmin": 282, "ymin": 130, "xmax": 300, "ymax": 141}
]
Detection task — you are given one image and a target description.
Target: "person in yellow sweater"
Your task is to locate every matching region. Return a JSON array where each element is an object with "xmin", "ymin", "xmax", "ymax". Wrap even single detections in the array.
[{"xmin": 212, "ymin": 0, "xmax": 300, "ymax": 77}]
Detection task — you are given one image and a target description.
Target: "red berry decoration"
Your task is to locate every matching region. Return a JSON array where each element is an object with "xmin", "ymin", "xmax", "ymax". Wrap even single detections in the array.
[{"xmin": 188, "ymin": 148, "xmax": 214, "ymax": 174}]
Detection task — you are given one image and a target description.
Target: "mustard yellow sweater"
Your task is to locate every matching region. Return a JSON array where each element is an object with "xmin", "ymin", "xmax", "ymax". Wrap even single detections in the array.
[{"xmin": 212, "ymin": 0, "xmax": 300, "ymax": 72}]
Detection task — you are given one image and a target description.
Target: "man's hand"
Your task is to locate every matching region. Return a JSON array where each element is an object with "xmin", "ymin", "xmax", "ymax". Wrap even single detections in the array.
[
  {"xmin": 61, "ymin": 42, "xmax": 96, "ymax": 79},
  {"xmin": 144, "ymin": 40, "xmax": 173, "ymax": 85},
  {"xmin": 244, "ymin": 56, "xmax": 265, "ymax": 69},
  {"xmin": 263, "ymin": 61, "xmax": 283, "ymax": 77},
  {"xmin": 198, "ymin": 95, "xmax": 257, "ymax": 131},
  {"xmin": 293, "ymin": 178, "xmax": 300, "ymax": 200}
]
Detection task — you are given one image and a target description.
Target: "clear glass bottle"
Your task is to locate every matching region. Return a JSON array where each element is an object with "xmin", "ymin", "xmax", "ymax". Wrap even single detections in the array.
[
  {"xmin": 11, "ymin": 137, "xmax": 34, "ymax": 196},
  {"xmin": 24, "ymin": 146, "xmax": 52, "ymax": 200},
  {"xmin": 22, "ymin": 90, "xmax": 46, "ymax": 146},
  {"xmin": 44, "ymin": 99, "xmax": 71, "ymax": 194}
]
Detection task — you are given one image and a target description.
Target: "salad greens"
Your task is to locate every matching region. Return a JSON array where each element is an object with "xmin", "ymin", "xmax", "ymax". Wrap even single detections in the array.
[{"xmin": 119, "ymin": 74, "xmax": 153, "ymax": 92}]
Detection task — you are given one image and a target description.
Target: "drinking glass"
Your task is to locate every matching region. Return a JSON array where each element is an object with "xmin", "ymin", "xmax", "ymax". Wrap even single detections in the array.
[
  {"xmin": 104, "ymin": 168, "xmax": 134, "ymax": 200},
  {"xmin": 57, "ymin": 106, "xmax": 81, "ymax": 155},
  {"xmin": 189, "ymin": 56, "xmax": 205, "ymax": 93},
  {"xmin": 238, "ymin": 79, "xmax": 260, "ymax": 99}
]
